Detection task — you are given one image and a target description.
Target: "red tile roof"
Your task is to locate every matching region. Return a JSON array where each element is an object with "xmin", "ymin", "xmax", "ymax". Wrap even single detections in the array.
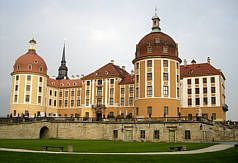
[
  {"xmin": 81, "ymin": 63, "xmax": 129, "ymax": 80},
  {"xmin": 180, "ymin": 63, "xmax": 225, "ymax": 79},
  {"xmin": 47, "ymin": 78, "xmax": 82, "ymax": 88},
  {"xmin": 119, "ymin": 74, "xmax": 134, "ymax": 85}
]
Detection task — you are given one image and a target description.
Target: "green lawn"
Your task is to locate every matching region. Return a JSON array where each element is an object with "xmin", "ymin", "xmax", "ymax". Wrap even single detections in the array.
[
  {"xmin": 0, "ymin": 147, "xmax": 237, "ymax": 163},
  {"xmin": 0, "ymin": 139, "xmax": 213, "ymax": 152}
]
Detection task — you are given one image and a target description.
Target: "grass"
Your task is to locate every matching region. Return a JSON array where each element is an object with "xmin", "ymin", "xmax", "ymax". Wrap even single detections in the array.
[
  {"xmin": 0, "ymin": 147, "xmax": 237, "ymax": 163},
  {"xmin": 0, "ymin": 139, "xmax": 214, "ymax": 152}
]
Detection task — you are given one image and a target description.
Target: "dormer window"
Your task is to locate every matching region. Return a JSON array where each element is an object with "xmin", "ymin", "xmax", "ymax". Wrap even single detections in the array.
[
  {"xmin": 105, "ymin": 71, "xmax": 109, "ymax": 75},
  {"xmin": 74, "ymin": 82, "xmax": 77, "ymax": 86},
  {"xmin": 147, "ymin": 46, "xmax": 152, "ymax": 53},
  {"xmin": 163, "ymin": 46, "xmax": 168, "ymax": 53},
  {"xmin": 28, "ymin": 64, "xmax": 32, "ymax": 70},
  {"xmin": 17, "ymin": 65, "xmax": 20, "ymax": 70},
  {"xmin": 40, "ymin": 66, "xmax": 43, "ymax": 72},
  {"xmin": 155, "ymin": 38, "xmax": 160, "ymax": 44},
  {"xmin": 34, "ymin": 60, "xmax": 38, "ymax": 64},
  {"xmin": 67, "ymin": 83, "xmax": 70, "ymax": 86},
  {"xmin": 60, "ymin": 83, "xmax": 64, "ymax": 86}
]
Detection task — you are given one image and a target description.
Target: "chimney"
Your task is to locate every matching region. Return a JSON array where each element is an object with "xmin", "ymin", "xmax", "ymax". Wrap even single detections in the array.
[
  {"xmin": 184, "ymin": 59, "xmax": 187, "ymax": 66},
  {"xmin": 122, "ymin": 66, "xmax": 125, "ymax": 70},
  {"xmin": 207, "ymin": 57, "xmax": 211, "ymax": 64},
  {"xmin": 111, "ymin": 60, "xmax": 114, "ymax": 65}
]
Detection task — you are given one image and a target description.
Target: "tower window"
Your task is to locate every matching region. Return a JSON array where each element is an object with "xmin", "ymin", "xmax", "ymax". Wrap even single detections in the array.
[
  {"xmin": 196, "ymin": 98, "xmax": 200, "ymax": 105},
  {"xmin": 136, "ymin": 87, "xmax": 139, "ymax": 97},
  {"xmin": 77, "ymin": 90, "xmax": 81, "ymax": 96},
  {"xmin": 203, "ymin": 97, "xmax": 208, "ymax": 105},
  {"xmin": 120, "ymin": 98, "xmax": 124, "ymax": 106},
  {"xmin": 195, "ymin": 88, "xmax": 200, "ymax": 94},
  {"xmin": 17, "ymin": 65, "xmax": 20, "ymax": 70},
  {"xmin": 136, "ymin": 75, "xmax": 139, "ymax": 83},
  {"xmin": 39, "ymin": 77, "xmax": 43, "ymax": 82},
  {"xmin": 38, "ymin": 96, "xmax": 41, "ymax": 104},
  {"xmin": 16, "ymin": 75, "xmax": 19, "ymax": 81},
  {"xmin": 87, "ymin": 81, "xmax": 90, "ymax": 86},
  {"xmin": 211, "ymin": 87, "xmax": 216, "ymax": 93},
  {"xmin": 129, "ymin": 97, "xmax": 134, "ymax": 105},
  {"xmin": 147, "ymin": 86, "xmax": 152, "ymax": 96},
  {"xmin": 15, "ymin": 85, "xmax": 18, "ymax": 91},
  {"xmin": 195, "ymin": 78, "xmax": 199, "ymax": 84},
  {"xmin": 77, "ymin": 100, "xmax": 80, "ymax": 106},
  {"xmin": 40, "ymin": 66, "xmax": 43, "ymax": 72},
  {"xmin": 188, "ymin": 99, "xmax": 192, "ymax": 105},
  {"xmin": 187, "ymin": 79, "xmax": 191, "ymax": 84},
  {"xmin": 71, "ymin": 91, "xmax": 75, "ymax": 96},
  {"xmin": 86, "ymin": 90, "xmax": 90, "ymax": 96},
  {"xmin": 121, "ymin": 88, "xmax": 125, "ymax": 94},
  {"xmin": 110, "ymin": 79, "xmax": 114, "ymax": 84},
  {"xmin": 163, "ymin": 73, "xmax": 168, "ymax": 81},
  {"xmin": 147, "ymin": 60, "xmax": 152, "ymax": 67},
  {"xmin": 39, "ymin": 87, "xmax": 42, "ymax": 93},
  {"xmin": 163, "ymin": 86, "xmax": 169, "ymax": 96},
  {"xmin": 25, "ymin": 95, "xmax": 30, "ymax": 102},
  {"xmin": 203, "ymin": 78, "xmax": 207, "ymax": 83},
  {"xmin": 129, "ymin": 87, "xmax": 134, "ymax": 94},
  {"xmin": 27, "ymin": 75, "xmax": 31, "ymax": 81},
  {"xmin": 26, "ymin": 85, "xmax": 30, "ymax": 91},
  {"xmin": 110, "ymin": 88, "xmax": 114, "ymax": 94},
  {"xmin": 136, "ymin": 63, "xmax": 139, "ymax": 69},
  {"xmin": 211, "ymin": 77, "xmax": 215, "ymax": 83},
  {"xmin": 203, "ymin": 87, "xmax": 207, "ymax": 94},
  {"xmin": 71, "ymin": 100, "xmax": 74, "ymax": 107},
  {"xmin": 162, "ymin": 46, "xmax": 168, "ymax": 53},
  {"xmin": 65, "ymin": 100, "xmax": 68, "ymax": 107},
  {"xmin": 212, "ymin": 97, "xmax": 216, "ymax": 105},
  {"xmin": 147, "ymin": 73, "xmax": 152, "ymax": 81},
  {"xmin": 155, "ymin": 38, "xmax": 160, "ymax": 44},
  {"xmin": 109, "ymin": 98, "xmax": 114, "ymax": 105},
  {"xmin": 163, "ymin": 60, "xmax": 168, "ymax": 67},
  {"xmin": 187, "ymin": 89, "xmax": 192, "ymax": 94},
  {"xmin": 14, "ymin": 95, "xmax": 18, "ymax": 102}
]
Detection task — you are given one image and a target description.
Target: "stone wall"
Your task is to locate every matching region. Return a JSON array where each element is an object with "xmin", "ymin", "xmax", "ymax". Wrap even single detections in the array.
[{"xmin": 0, "ymin": 121, "xmax": 237, "ymax": 142}]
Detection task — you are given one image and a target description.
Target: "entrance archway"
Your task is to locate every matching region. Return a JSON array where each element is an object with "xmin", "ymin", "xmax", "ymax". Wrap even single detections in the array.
[{"xmin": 40, "ymin": 126, "xmax": 49, "ymax": 139}]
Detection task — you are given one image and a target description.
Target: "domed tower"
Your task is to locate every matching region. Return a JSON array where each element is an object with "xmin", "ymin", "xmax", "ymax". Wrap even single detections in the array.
[
  {"xmin": 10, "ymin": 38, "xmax": 48, "ymax": 117},
  {"xmin": 133, "ymin": 10, "xmax": 182, "ymax": 118}
]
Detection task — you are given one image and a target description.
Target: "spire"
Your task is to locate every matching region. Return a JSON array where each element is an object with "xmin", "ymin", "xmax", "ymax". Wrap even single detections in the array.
[
  {"xmin": 151, "ymin": 7, "xmax": 161, "ymax": 33},
  {"xmin": 56, "ymin": 41, "xmax": 69, "ymax": 80}
]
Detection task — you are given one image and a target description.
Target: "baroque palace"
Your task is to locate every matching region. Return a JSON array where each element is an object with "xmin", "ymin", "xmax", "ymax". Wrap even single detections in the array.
[{"xmin": 9, "ymin": 11, "xmax": 228, "ymax": 122}]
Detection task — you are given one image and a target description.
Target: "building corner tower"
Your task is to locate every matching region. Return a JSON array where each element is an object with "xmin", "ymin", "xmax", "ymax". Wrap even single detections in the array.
[{"xmin": 132, "ymin": 10, "xmax": 182, "ymax": 118}]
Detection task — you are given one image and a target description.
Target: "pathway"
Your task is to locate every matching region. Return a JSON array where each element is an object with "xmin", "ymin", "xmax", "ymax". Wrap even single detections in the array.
[{"xmin": 0, "ymin": 144, "xmax": 234, "ymax": 155}]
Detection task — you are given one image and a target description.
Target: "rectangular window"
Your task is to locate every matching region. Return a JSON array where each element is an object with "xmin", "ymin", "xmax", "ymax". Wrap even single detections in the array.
[
  {"xmin": 71, "ymin": 100, "xmax": 74, "ymax": 107},
  {"xmin": 147, "ymin": 106, "xmax": 152, "ymax": 117},
  {"xmin": 77, "ymin": 100, "xmax": 80, "ymax": 106},
  {"xmin": 196, "ymin": 98, "xmax": 200, "ymax": 105},
  {"xmin": 110, "ymin": 88, "xmax": 114, "ymax": 94},
  {"xmin": 162, "ymin": 46, "xmax": 168, "ymax": 53},
  {"xmin": 212, "ymin": 97, "xmax": 216, "ymax": 105},
  {"xmin": 164, "ymin": 106, "xmax": 168, "ymax": 115},
  {"xmin": 50, "ymin": 90, "xmax": 52, "ymax": 96},
  {"xmin": 147, "ymin": 60, "xmax": 152, "ymax": 67},
  {"xmin": 177, "ymin": 88, "xmax": 180, "ymax": 97},
  {"xmin": 212, "ymin": 113, "xmax": 216, "ymax": 120},
  {"xmin": 211, "ymin": 87, "xmax": 216, "ymax": 93},
  {"xmin": 203, "ymin": 87, "xmax": 207, "ymax": 94},
  {"xmin": 188, "ymin": 99, "xmax": 192, "ymax": 105},
  {"xmin": 39, "ymin": 77, "xmax": 43, "ymax": 82},
  {"xmin": 136, "ymin": 63, "xmax": 139, "ymax": 69},
  {"xmin": 120, "ymin": 98, "xmax": 124, "ymax": 106},
  {"xmin": 65, "ymin": 100, "xmax": 68, "ymax": 107},
  {"xmin": 97, "ymin": 87, "xmax": 102, "ymax": 96},
  {"xmin": 163, "ymin": 86, "xmax": 169, "ymax": 96},
  {"xmin": 187, "ymin": 89, "xmax": 192, "ymax": 94},
  {"xmin": 86, "ymin": 90, "xmax": 90, "ymax": 96},
  {"xmin": 38, "ymin": 96, "xmax": 41, "ymax": 104},
  {"xmin": 109, "ymin": 98, "xmax": 114, "ymax": 105},
  {"xmin": 59, "ymin": 100, "xmax": 62, "ymax": 107},
  {"xmin": 163, "ymin": 60, "xmax": 168, "ymax": 67},
  {"xmin": 87, "ymin": 81, "xmax": 90, "ymax": 86},
  {"xmin": 113, "ymin": 130, "xmax": 118, "ymax": 139},
  {"xmin": 110, "ymin": 79, "xmax": 114, "ymax": 84},
  {"xmin": 77, "ymin": 90, "xmax": 81, "ymax": 96},
  {"xmin": 147, "ymin": 73, "xmax": 152, "ymax": 81},
  {"xmin": 136, "ymin": 87, "xmax": 139, "ymax": 97},
  {"xmin": 154, "ymin": 130, "xmax": 159, "ymax": 139},
  {"xmin": 163, "ymin": 73, "xmax": 168, "ymax": 81},
  {"xmin": 54, "ymin": 100, "xmax": 56, "ymax": 106},
  {"xmin": 65, "ymin": 91, "xmax": 68, "ymax": 97},
  {"xmin": 16, "ymin": 75, "xmax": 19, "ymax": 81},
  {"xmin": 129, "ymin": 97, "xmax": 133, "ymax": 105},
  {"xmin": 203, "ymin": 97, "xmax": 208, "ymax": 105},
  {"xmin": 177, "ymin": 75, "xmax": 179, "ymax": 82},
  {"xmin": 14, "ymin": 95, "xmax": 18, "ymax": 102},
  {"xmin": 136, "ymin": 75, "xmax": 139, "ymax": 83},
  {"xmin": 26, "ymin": 85, "xmax": 30, "ymax": 91},
  {"xmin": 211, "ymin": 77, "xmax": 215, "ymax": 83},
  {"xmin": 39, "ymin": 87, "xmax": 42, "ymax": 93},
  {"xmin": 129, "ymin": 87, "xmax": 134, "ymax": 94},
  {"xmin": 185, "ymin": 130, "xmax": 191, "ymax": 139},
  {"xmin": 140, "ymin": 130, "xmax": 145, "ymax": 139},
  {"xmin": 86, "ymin": 99, "xmax": 89, "ymax": 106},
  {"xmin": 203, "ymin": 78, "xmax": 207, "ymax": 84},
  {"xmin": 195, "ymin": 88, "xmax": 199, "ymax": 94},
  {"xmin": 187, "ymin": 79, "xmax": 191, "ymax": 84},
  {"xmin": 54, "ymin": 91, "xmax": 57, "ymax": 97},
  {"xmin": 27, "ymin": 75, "xmax": 31, "ymax": 81},
  {"xmin": 121, "ymin": 88, "xmax": 125, "ymax": 94},
  {"xmin": 147, "ymin": 86, "xmax": 152, "ymax": 96},
  {"xmin": 59, "ymin": 91, "xmax": 63, "ymax": 97},
  {"xmin": 98, "ymin": 80, "xmax": 102, "ymax": 85},
  {"xmin": 49, "ymin": 99, "xmax": 52, "ymax": 106},
  {"xmin": 176, "ymin": 63, "xmax": 179, "ymax": 69},
  {"xmin": 71, "ymin": 91, "xmax": 75, "ymax": 96},
  {"xmin": 195, "ymin": 78, "xmax": 199, "ymax": 84},
  {"xmin": 25, "ymin": 95, "xmax": 30, "ymax": 102},
  {"xmin": 15, "ymin": 85, "xmax": 18, "ymax": 91}
]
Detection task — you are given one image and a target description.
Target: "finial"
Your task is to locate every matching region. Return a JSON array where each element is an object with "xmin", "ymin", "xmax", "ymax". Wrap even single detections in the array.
[
  {"xmin": 155, "ymin": 6, "xmax": 158, "ymax": 16},
  {"xmin": 29, "ymin": 33, "xmax": 36, "ymax": 51}
]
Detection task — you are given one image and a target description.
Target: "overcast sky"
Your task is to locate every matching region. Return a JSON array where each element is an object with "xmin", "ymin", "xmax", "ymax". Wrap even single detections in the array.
[{"xmin": 0, "ymin": 0, "xmax": 237, "ymax": 120}]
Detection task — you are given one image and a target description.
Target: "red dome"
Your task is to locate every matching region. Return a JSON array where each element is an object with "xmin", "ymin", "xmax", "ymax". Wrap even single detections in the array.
[
  {"xmin": 133, "ymin": 32, "xmax": 181, "ymax": 63},
  {"xmin": 13, "ymin": 49, "xmax": 47, "ymax": 75}
]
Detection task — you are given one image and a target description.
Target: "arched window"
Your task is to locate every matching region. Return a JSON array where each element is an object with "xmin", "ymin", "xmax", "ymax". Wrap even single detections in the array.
[{"xmin": 28, "ymin": 64, "xmax": 32, "ymax": 70}]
